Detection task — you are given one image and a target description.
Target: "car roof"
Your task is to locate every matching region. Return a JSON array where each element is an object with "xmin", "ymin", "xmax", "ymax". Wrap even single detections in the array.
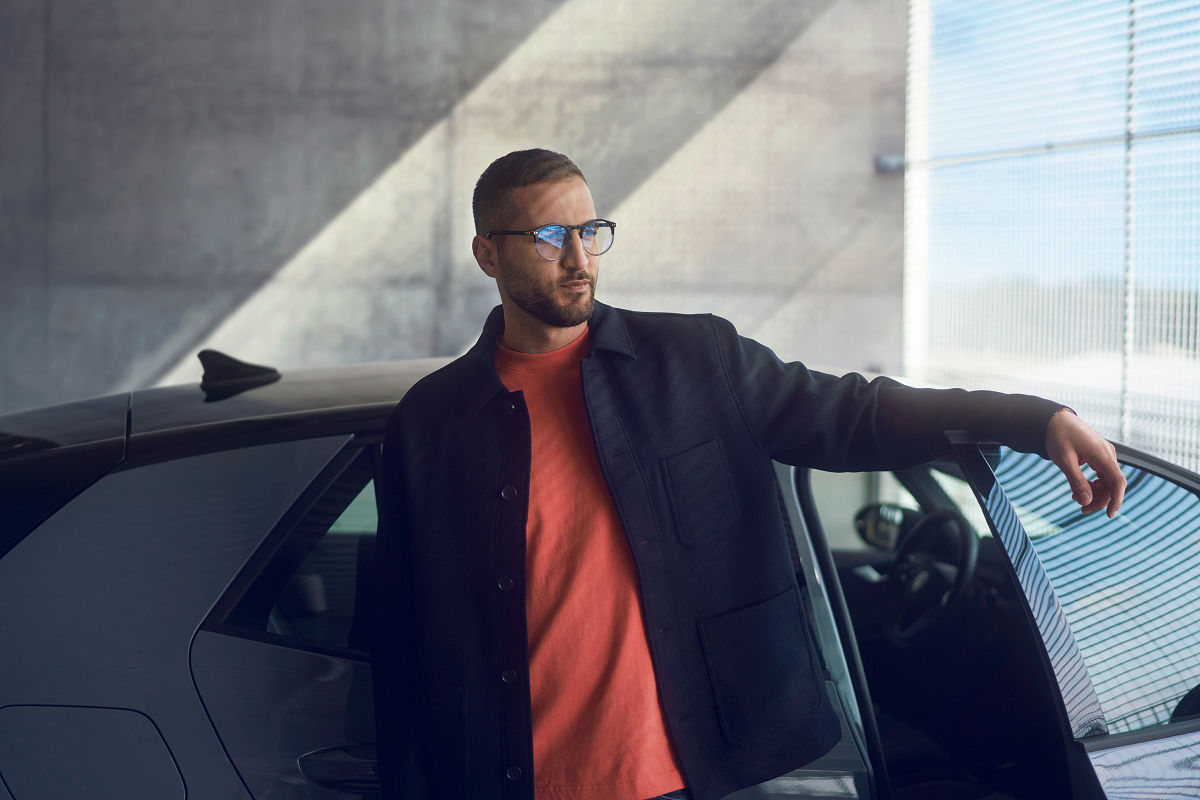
[
  {"xmin": 130, "ymin": 358, "xmax": 450, "ymax": 435},
  {"xmin": 0, "ymin": 357, "xmax": 451, "ymax": 458},
  {"xmin": 0, "ymin": 356, "xmax": 451, "ymax": 556}
]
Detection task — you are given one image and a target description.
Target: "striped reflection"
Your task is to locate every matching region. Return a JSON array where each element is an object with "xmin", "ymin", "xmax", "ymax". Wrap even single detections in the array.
[{"xmin": 994, "ymin": 449, "xmax": 1200, "ymax": 733}]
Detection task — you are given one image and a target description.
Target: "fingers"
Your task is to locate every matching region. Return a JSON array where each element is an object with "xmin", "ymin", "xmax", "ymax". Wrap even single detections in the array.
[
  {"xmin": 1093, "ymin": 441, "xmax": 1126, "ymax": 518},
  {"xmin": 1045, "ymin": 411, "xmax": 1126, "ymax": 518},
  {"xmin": 1106, "ymin": 467, "xmax": 1127, "ymax": 517},
  {"xmin": 1068, "ymin": 445, "xmax": 1126, "ymax": 518},
  {"xmin": 1079, "ymin": 479, "xmax": 1108, "ymax": 515},
  {"xmin": 1079, "ymin": 435, "xmax": 1125, "ymax": 517},
  {"xmin": 1054, "ymin": 450, "xmax": 1093, "ymax": 508},
  {"xmin": 1046, "ymin": 412, "xmax": 1094, "ymax": 511}
]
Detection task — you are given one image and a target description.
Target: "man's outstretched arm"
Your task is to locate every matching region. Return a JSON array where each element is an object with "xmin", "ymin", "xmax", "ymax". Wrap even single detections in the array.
[{"xmin": 1045, "ymin": 410, "xmax": 1126, "ymax": 518}]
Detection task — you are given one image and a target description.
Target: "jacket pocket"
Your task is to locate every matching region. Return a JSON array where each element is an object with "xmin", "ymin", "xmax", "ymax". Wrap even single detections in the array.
[
  {"xmin": 698, "ymin": 586, "xmax": 823, "ymax": 747},
  {"xmin": 418, "ymin": 684, "xmax": 466, "ymax": 798},
  {"xmin": 660, "ymin": 438, "xmax": 740, "ymax": 548}
]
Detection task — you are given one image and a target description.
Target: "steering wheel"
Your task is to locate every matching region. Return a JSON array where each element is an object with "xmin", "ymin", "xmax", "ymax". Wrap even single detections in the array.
[{"xmin": 883, "ymin": 508, "xmax": 978, "ymax": 647}]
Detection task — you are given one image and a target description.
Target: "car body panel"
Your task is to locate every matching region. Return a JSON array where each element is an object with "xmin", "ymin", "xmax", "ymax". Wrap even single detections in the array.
[
  {"xmin": 1086, "ymin": 727, "xmax": 1200, "ymax": 798},
  {"xmin": 0, "ymin": 705, "xmax": 184, "ymax": 799},
  {"xmin": 191, "ymin": 630, "xmax": 374, "ymax": 799},
  {"xmin": 0, "ymin": 435, "xmax": 348, "ymax": 799}
]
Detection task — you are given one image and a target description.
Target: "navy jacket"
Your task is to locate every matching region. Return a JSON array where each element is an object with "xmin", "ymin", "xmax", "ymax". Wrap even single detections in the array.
[{"xmin": 372, "ymin": 302, "xmax": 1061, "ymax": 800}]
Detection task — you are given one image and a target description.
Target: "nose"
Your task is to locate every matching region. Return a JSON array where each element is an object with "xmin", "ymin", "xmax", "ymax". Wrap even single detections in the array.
[{"xmin": 559, "ymin": 229, "xmax": 590, "ymax": 270}]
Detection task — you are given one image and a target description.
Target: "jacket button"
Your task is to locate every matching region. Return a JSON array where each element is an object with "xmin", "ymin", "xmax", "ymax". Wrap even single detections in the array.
[
  {"xmin": 501, "ymin": 669, "xmax": 518, "ymax": 684},
  {"xmin": 506, "ymin": 766, "xmax": 523, "ymax": 781},
  {"xmin": 500, "ymin": 485, "xmax": 517, "ymax": 501},
  {"xmin": 503, "ymin": 400, "xmax": 517, "ymax": 414},
  {"xmin": 497, "ymin": 576, "xmax": 515, "ymax": 591}
]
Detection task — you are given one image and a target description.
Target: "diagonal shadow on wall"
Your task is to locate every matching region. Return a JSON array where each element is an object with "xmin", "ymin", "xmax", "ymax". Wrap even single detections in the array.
[
  {"xmin": 148, "ymin": 0, "xmax": 842, "ymax": 391},
  {"xmin": 8, "ymin": 0, "xmax": 837, "ymax": 404},
  {"xmin": 24, "ymin": 0, "xmax": 575, "ymax": 405}
]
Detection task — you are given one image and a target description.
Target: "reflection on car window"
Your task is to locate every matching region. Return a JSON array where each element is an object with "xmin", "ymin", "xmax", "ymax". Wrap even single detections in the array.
[
  {"xmin": 810, "ymin": 471, "xmax": 921, "ymax": 552},
  {"xmin": 812, "ymin": 467, "xmax": 993, "ymax": 552},
  {"xmin": 878, "ymin": 472, "xmax": 920, "ymax": 513},
  {"xmin": 929, "ymin": 470, "xmax": 992, "ymax": 538},
  {"xmin": 225, "ymin": 448, "xmax": 377, "ymax": 656},
  {"xmin": 992, "ymin": 448, "xmax": 1200, "ymax": 733},
  {"xmin": 330, "ymin": 482, "xmax": 376, "ymax": 534}
]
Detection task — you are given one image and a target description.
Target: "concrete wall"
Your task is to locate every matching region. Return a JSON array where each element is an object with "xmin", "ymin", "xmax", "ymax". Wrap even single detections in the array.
[{"xmin": 1, "ymin": 0, "xmax": 905, "ymax": 411}]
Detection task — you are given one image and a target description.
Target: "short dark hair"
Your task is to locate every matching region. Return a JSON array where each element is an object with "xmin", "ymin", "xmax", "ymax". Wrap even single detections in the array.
[{"xmin": 472, "ymin": 149, "xmax": 587, "ymax": 235}]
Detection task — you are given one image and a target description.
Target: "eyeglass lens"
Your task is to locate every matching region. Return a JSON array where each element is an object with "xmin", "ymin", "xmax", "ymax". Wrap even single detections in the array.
[{"xmin": 533, "ymin": 222, "xmax": 614, "ymax": 259}]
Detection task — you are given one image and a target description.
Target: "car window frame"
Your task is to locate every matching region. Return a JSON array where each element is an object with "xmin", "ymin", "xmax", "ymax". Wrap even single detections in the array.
[
  {"xmin": 949, "ymin": 432, "xmax": 1200, "ymax": 755},
  {"xmin": 788, "ymin": 463, "xmax": 892, "ymax": 799},
  {"xmin": 199, "ymin": 434, "xmax": 382, "ymax": 663}
]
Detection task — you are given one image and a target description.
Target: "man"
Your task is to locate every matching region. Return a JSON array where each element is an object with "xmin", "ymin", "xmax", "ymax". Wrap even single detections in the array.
[{"xmin": 372, "ymin": 149, "xmax": 1125, "ymax": 800}]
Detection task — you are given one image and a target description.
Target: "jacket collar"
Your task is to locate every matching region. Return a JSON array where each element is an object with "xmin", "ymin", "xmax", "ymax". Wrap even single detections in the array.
[{"xmin": 460, "ymin": 300, "xmax": 636, "ymax": 417}]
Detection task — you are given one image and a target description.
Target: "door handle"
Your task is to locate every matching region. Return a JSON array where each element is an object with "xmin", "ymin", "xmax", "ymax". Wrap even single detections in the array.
[{"xmin": 297, "ymin": 743, "xmax": 381, "ymax": 794}]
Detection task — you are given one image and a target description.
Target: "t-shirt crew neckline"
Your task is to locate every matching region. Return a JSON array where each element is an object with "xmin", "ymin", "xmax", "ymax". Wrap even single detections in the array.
[{"xmin": 493, "ymin": 328, "xmax": 591, "ymax": 373}]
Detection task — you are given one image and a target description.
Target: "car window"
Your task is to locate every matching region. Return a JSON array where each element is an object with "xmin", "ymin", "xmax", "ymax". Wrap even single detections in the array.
[
  {"xmin": 929, "ymin": 469, "xmax": 993, "ymax": 538},
  {"xmin": 812, "ymin": 467, "xmax": 991, "ymax": 552},
  {"xmin": 223, "ymin": 447, "xmax": 377, "ymax": 656},
  {"xmin": 810, "ymin": 470, "xmax": 919, "ymax": 551},
  {"xmin": 989, "ymin": 447, "xmax": 1200, "ymax": 734}
]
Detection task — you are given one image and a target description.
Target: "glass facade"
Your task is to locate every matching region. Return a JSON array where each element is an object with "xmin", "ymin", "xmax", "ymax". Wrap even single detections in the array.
[{"xmin": 907, "ymin": 0, "xmax": 1200, "ymax": 470}]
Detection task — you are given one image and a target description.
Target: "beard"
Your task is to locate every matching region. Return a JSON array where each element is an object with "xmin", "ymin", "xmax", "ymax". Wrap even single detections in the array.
[{"xmin": 499, "ymin": 263, "xmax": 596, "ymax": 328}]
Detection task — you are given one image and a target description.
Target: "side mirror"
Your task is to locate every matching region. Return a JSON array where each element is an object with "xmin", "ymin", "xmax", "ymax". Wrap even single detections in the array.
[{"xmin": 854, "ymin": 503, "xmax": 919, "ymax": 551}]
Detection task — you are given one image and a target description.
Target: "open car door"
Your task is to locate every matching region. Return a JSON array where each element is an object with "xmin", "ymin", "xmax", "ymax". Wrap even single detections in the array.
[{"xmin": 950, "ymin": 434, "xmax": 1200, "ymax": 800}]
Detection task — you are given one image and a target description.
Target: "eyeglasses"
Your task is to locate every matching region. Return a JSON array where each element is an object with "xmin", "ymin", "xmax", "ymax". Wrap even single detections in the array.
[{"xmin": 485, "ymin": 219, "xmax": 616, "ymax": 261}]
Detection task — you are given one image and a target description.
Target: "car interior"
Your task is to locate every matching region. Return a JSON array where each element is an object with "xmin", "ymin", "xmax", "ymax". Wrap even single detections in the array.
[{"xmin": 799, "ymin": 460, "xmax": 1083, "ymax": 800}]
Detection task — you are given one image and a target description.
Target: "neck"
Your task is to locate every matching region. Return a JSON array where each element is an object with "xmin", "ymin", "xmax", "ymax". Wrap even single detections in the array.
[{"xmin": 499, "ymin": 308, "xmax": 588, "ymax": 354}]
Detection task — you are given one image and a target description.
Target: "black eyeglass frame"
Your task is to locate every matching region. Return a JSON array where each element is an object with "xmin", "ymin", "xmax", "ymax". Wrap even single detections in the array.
[{"xmin": 484, "ymin": 219, "xmax": 616, "ymax": 260}]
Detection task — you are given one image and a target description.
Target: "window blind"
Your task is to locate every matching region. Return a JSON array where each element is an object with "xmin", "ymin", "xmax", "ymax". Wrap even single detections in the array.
[{"xmin": 907, "ymin": 0, "xmax": 1200, "ymax": 471}]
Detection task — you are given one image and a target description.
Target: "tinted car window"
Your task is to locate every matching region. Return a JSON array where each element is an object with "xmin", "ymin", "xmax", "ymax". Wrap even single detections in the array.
[
  {"xmin": 991, "ymin": 448, "xmax": 1200, "ymax": 733},
  {"xmin": 811, "ymin": 466, "xmax": 989, "ymax": 552},
  {"xmin": 225, "ymin": 447, "xmax": 377, "ymax": 655},
  {"xmin": 0, "ymin": 394, "xmax": 129, "ymax": 555},
  {"xmin": 809, "ymin": 470, "xmax": 920, "ymax": 551},
  {"xmin": 929, "ymin": 469, "xmax": 992, "ymax": 538}
]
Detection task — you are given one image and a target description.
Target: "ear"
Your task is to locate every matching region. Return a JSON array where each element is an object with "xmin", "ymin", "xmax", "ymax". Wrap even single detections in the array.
[{"xmin": 473, "ymin": 235, "xmax": 499, "ymax": 278}]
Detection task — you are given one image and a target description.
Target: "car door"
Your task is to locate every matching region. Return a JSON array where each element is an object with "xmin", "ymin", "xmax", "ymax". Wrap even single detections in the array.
[
  {"xmin": 192, "ymin": 441, "xmax": 382, "ymax": 799},
  {"xmin": 951, "ymin": 435, "xmax": 1200, "ymax": 800},
  {"xmin": 192, "ymin": 448, "xmax": 878, "ymax": 799}
]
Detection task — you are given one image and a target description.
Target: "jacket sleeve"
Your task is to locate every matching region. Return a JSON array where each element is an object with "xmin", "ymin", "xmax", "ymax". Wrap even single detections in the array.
[
  {"xmin": 707, "ymin": 314, "xmax": 1062, "ymax": 471},
  {"xmin": 371, "ymin": 408, "xmax": 435, "ymax": 800}
]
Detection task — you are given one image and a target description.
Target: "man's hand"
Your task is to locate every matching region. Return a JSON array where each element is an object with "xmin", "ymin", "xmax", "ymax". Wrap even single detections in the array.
[{"xmin": 1045, "ymin": 410, "xmax": 1126, "ymax": 517}]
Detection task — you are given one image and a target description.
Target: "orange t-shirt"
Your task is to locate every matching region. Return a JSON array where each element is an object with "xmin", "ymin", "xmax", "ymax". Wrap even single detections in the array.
[{"xmin": 494, "ymin": 329, "xmax": 686, "ymax": 800}]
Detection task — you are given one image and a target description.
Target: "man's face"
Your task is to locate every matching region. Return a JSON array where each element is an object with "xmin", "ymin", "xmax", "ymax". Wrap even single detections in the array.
[{"xmin": 487, "ymin": 178, "xmax": 600, "ymax": 329}]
